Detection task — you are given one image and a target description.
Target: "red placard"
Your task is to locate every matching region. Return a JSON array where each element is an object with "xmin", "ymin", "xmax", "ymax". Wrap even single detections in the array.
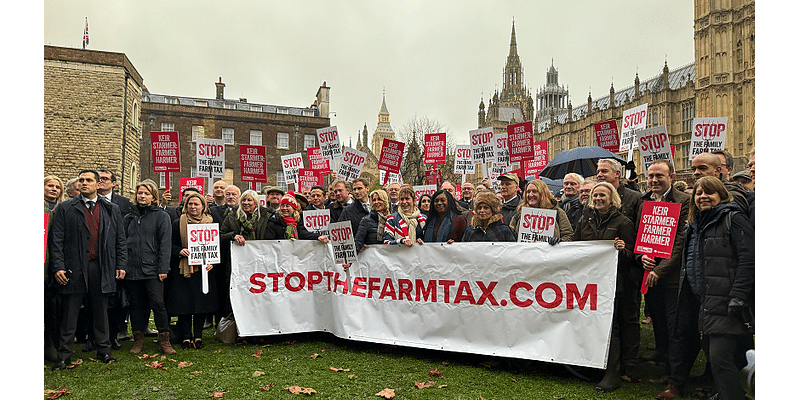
[
  {"xmin": 150, "ymin": 131, "xmax": 181, "ymax": 173},
  {"xmin": 239, "ymin": 144, "xmax": 267, "ymax": 183},
  {"xmin": 593, "ymin": 120, "xmax": 620, "ymax": 152},
  {"xmin": 635, "ymin": 201, "xmax": 682, "ymax": 259},
  {"xmin": 306, "ymin": 146, "xmax": 331, "ymax": 175},
  {"xmin": 178, "ymin": 177, "xmax": 205, "ymax": 203},
  {"xmin": 523, "ymin": 141, "xmax": 549, "ymax": 178},
  {"xmin": 424, "ymin": 133, "xmax": 447, "ymax": 165},
  {"xmin": 297, "ymin": 168, "xmax": 323, "ymax": 191},
  {"xmin": 424, "ymin": 168, "xmax": 441, "ymax": 185},
  {"xmin": 377, "ymin": 139, "xmax": 405, "ymax": 174},
  {"xmin": 507, "ymin": 121, "xmax": 534, "ymax": 163}
]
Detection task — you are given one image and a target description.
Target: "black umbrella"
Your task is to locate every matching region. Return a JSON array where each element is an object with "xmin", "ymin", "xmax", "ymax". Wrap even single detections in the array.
[
  {"xmin": 538, "ymin": 146, "xmax": 627, "ymax": 180},
  {"xmin": 524, "ymin": 175, "xmax": 563, "ymax": 197}
]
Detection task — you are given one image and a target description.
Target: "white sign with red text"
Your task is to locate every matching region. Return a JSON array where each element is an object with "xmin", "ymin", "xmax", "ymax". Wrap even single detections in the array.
[
  {"xmin": 380, "ymin": 170, "xmax": 403, "ymax": 186},
  {"xmin": 620, "ymin": 103, "xmax": 648, "ymax": 152},
  {"xmin": 336, "ymin": 146, "xmax": 367, "ymax": 182},
  {"xmin": 689, "ymin": 117, "xmax": 727, "ymax": 160},
  {"xmin": 316, "ymin": 126, "xmax": 342, "ymax": 162},
  {"xmin": 303, "ymin": 209, "xmax": 331, "ymax": 237},
  {"xmin": 517, "ymin": 207, "xmax": 558, "ymax": 243},
  {"xmin": 412, "ymin": 185, "xmax": 437, "ymax": 202},
  {"xmin": 454, "ymin": 145, "xmax": 475, "ymax": 175},
  {"xmin": 329, "ymin": 221, "xmax": 357, "ymax": 265},
  {"xmin": 230, "ymin": 240, "xmax": 618, "ymax": 368},
  {"xmin": 635, "ymin": 125, "xmax": 674, "ymax": 174},
  {"xmin": 187, "ymin": 223, "xmax": 221, "ymax": 266},
  {"xmin": 493, "ymin": 132, "xmax": 510, "ymax": 167},
  {"xmin": 281, "ymin": 153, "xmax": 304, "ymax": 185},
  {"xmin": 196, "ymin": 138, "xmax": 225, "ymax": 178},
  {"xmin": 470, "ymin": 127, "xmax": 496, "ymax": 165}
]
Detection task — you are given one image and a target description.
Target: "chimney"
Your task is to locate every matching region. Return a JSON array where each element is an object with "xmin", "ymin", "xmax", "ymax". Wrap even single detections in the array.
[
  {"xmin": 215, "ymin": 77, "xmax": 225, "ymax": 100},
  {"xmin": 315, "ymin": 81, "xmax": 330, "ymax": 119}
]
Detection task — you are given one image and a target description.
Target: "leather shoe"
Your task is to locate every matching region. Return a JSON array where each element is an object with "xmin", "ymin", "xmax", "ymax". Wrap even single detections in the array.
[
  {"xmin": 110, "ymin": 338, "xmax": 121, "ymax": 350},
  {"xmin": 648, "ymin": 375, "xmax": 669, "ymax": 385},
  {"xmin": 655, "ymin": 384, "xmax": 681, "ymax": 400},
  {"xmin": 97, "ymin": 353, "xmax": 116, "ymax": 363},
  {"xmin": 51, "ymin": 361, "xmax": 68, "ymax": 370}
]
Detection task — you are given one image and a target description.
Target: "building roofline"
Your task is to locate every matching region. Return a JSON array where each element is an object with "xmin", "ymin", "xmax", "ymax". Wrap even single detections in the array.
[{"xmin": 44, "ymin": 45, "xmax": 144, "ymax": 87}]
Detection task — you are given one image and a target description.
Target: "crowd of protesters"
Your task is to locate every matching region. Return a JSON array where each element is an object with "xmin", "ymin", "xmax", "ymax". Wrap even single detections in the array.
[{"xmin": 43, "ymin": 148, "xmax": 754, "ymax": 399}]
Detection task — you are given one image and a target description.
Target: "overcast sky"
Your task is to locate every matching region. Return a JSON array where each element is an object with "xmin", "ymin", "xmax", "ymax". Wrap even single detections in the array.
[{"xmin": 44, "ymin": 1, "xmax": 695, "ymax": 146}]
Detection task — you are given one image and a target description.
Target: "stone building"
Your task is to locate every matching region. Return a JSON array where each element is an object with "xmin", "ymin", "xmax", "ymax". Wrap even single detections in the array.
[
  {"xmin": 139, "ymin": 79, "xmax": 331, "ymax": 195},
  {"xmin": 44, "ymin": 45, "xmax": 144, "ymax": 198},
  {"xmin": 477, "ymin": 0, "xmax": 755, "ymax": 185}
]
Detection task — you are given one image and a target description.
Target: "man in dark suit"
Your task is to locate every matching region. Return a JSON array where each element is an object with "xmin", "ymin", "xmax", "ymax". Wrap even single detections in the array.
[
  {"xmin": 339, "ymin": 178, "xmax": 370, "ymax": 233},
  {"xmin": 98, "ymin": 170, "xmax": 134, "ymax": 217},
  {"xmin": 210, "ymin": 185, "xmax": 241, "ymax": 326},
  {"xmin": 48, "ymin": 169, "xmax": 127, "ymax": 369}
]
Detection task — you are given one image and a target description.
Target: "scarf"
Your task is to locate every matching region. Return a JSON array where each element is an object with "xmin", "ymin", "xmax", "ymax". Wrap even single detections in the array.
[
  {"xmin": 376, "ymin": 212, "xmax": 388, "ymax": 242},
  {"xmin": 424, "ymin": 211, "xmax": 453, "ymax": 243},
  {"xmin": 282, "ymin": 213, "xmax": 299, "ymax": 239},
  {"xmin": 238, "ymin": 211, "xmax": 257, "ymax": 240},
  {"xmin": 179, "ymin": 212, "xmax": 213, "ymax": 278},
  {"xmin": 398, "ymin": 206, "xmax": 421, "ymax": 242},
  {"xmin": 473, "ymin": 212, "xmax": 503, "ymax": 231}
]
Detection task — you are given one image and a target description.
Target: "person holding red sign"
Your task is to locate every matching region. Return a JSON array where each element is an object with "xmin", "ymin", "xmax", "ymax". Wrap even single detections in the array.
[
  {"xmin": 417, "ymin": 190, "xmax": 467, "ymax": 245},
  {"xmin": 168, "ymin": 192, "xmax": 218, "ymax": 350},
  {"xmin": 264, "ymin": 191, "xmax": 330, "ymax": 243},
  {"xmin": 660, "ymin": 176, "xmax": 754, "ymax": 400},
  {"xmin": 509, "ymin": 179, "xmax": 573, "ymax": 243},
  {"xmin": 383, "ymin": 187, "xmax": 426, "ymax": 246},
  {"xmin": 461, "ymin": 190, "xmax": 516, "ymax": 243},
  {"xmin": 123, "ymin": 181, "xmax": 175, "ymax": 355},
  {"xmin": 573, "ymin": 182, "xmax": 636, "ymax": 392},
  {"xmin": 632, "ymin": 160, "xmax": 690, "ymax": 384}
]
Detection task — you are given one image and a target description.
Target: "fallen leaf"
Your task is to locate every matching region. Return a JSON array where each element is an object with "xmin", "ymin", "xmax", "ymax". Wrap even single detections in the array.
[
  {"xmin": 329, "ymin": 367, "xmax": 351, "ymax": 372},
  {"xmin": 160, "ymin": 355, "xmax": 167, "ymax": 360},
  {"xmin": 287, "ymin": 386, "xmax": 317, "ymax": 395},
  {"xmin": 252, "ymin": 349, "xmax": 263, "ymax": 357},
  {"xmin": 168, "ymin": 358, "xmax": 178, "ymax": 362},
  {"xmin": 177, "ymin": 361, "xmax": 194, "ymax": 369},
  {"xmin": 145, "ymin": 360, "xmax": 168, "ymax": 370},
  {"xmin": 260, "ymin": 383, "xmax": 275, "ymax": 391},
  {"xmin": 347, "ymin": 374, "xmax": 357, "ymax": 379},
  {"xmin": 282, "ymin": 340, "xmax": 297, "ymax": 345},
  {"xmin": 45, "ymin": 386, "xmax": 70, "ymax": 399},
  {"xmin": 375, "ymin": 388, "xmax": 395, "ymax": 398},
  {"xmin": 210, "ymin": 391, "xmax": 225, "ymax": 397},
  {"xmin": 414, "ymin": 380, "xmax": 435, "ymax": 389},
  {"xmin": 191, "ymin": 371, "xmax": 202, "ymax": 374},
  {"xmin": 311, "ymin": 353, "xmax": 321, "ymax": 359},
  {"xmin": 511, "ymin": 378, "xmax": 517, "ymax": 383},
  {"xmin": 67, "ymin": 358, "xmax": 83, "ymax": 369},
  {"xmin": 213, "ymin": 349, "xmax": 222, "ymax": 353},
  {"xmin": 441, "ymin": 361, "xmax": 449, "ymax": 366},
  {"xmin": 553, "ymin": 396, "xmax": 565, "ymax": 400},
  {"xmin": 253, "ymin": 370, "xmax": 265, "ymax": 377},
  {"xmin": 437, "ymin": 384, "xmax": 447, "ymax": 389},
  {"xmin": 429, "ymin": 368, "xmax": 441, "ymax": 377}
]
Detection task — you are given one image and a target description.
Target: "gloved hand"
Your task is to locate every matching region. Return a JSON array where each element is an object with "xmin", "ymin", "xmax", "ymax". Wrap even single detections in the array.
[
  {"xmin": 728, "ymin": 298, "xmax": 746, "ymax": 318},
  {"xmin": 547, "ymin": 236, "xmax": 561, "ymax": 246}
]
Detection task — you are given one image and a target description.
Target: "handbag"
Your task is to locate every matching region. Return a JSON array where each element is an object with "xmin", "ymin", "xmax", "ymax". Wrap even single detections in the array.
[{"xmin": 215, "ymin": 313, "xmax": 238, "ymax": 343}]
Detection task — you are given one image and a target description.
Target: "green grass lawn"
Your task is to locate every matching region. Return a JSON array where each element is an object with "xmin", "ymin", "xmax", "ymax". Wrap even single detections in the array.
[{"xmin": 44, "ymin": 313, "xmax": 713, "ymax": 400}]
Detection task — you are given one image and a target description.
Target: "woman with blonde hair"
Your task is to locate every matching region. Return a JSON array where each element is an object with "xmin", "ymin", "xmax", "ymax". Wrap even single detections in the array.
[
  {"xmin": 44, "ymin": 175, "xmax": 65, "ymax": 211},
  {"xmin": 573, "ymin": 181, "xmax": 637, "ymax": 392},
  {"xmin": 124, "ymin": 181, "xmax": 175, "ymax": 354},
  {"xmin": 167, "ymin": 192, "xmax": 218, "ymax": 349},
  {"xmin": 221, "ymin": 189, "xmax": 273, "ymax": 247},
  {"xmin": 509, "ymin": 179, "xmax": 573, "ymax": 243},
  {"xmin": 354, "ymin": 189, "xmax": 391, "ymax": 253}
]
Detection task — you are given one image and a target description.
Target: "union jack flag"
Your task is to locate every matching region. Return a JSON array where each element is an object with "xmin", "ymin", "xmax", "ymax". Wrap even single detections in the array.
[{"xmin": 82, "ymin": 17, "xmax": 89, "ymax": 49}]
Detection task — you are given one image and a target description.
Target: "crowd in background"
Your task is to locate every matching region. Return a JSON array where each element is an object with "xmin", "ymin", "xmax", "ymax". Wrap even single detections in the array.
[{"xmin": 43, "ymin": 148, "xmax": 755, "ymax": 399}]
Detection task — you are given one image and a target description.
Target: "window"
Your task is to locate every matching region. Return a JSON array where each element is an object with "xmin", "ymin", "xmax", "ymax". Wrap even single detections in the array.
[
  {"xmin": 250, "ymin": 130, "xmax": 262, "ymax": 145},
  {"xmin": 304, "ymin": 134, "xmax": 316, "ymax": 150},
  {"xmin": 276, "ymin": 171, "xmax": 288, "ymax": 191},
  {"xmin": 251, "ymin": 105, "xmax": 262, "ymax": 112},
  {"xmin": 648, "ymin": 108, "xmax": 659, "ymax": 128},
  {"xmin": 255, "ymin": 182, "xmax": 263, "ymax": 193},
  {"xmin": 277, "ymin": 132, "xmax": 289, "ymax": 149},
  {"xmin": 223, "ymin": 103, "xmax": 235, "ymax": 109},
  {"xmin": 130, "ymin": 163, "xmax": 138, "ymax": 193},
  {"xmin": 161, "ymin": 122, "xmax": 175, "ymax": 131},
  {"xmin": 159, "ymin": 173, "xmax": 166, "ymax": 189},
  {"xmin": 222, "ymin": 128, "xmax": 235, "ymax": 145},
  {"xmin": 192, "ymin": 125, "xmax": 205, "ymax": 141},
  {"xmin": 191, "ymin": 166, "xmax": 197, "ymax": 177},
  {"xmin": 681, "ymin": 103, "xmax": 695, "ymax": 134},
  {"xmin": 224, "ymin": 168, "xmax": 234, "ymax": 182}
]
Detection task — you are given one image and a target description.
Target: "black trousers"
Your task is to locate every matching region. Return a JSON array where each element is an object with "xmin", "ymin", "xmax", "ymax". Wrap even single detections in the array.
[
  {"xmin": 176, "ymin": 313, "xmax": 207, "ymax": 341},
  {"xmin": 645, "ymin": 282, "xmax": 679, "ymax": 374},
  {"xmin": 617, "ymin": 278, "xmax": 641, "ymax": 372},
  {"xmin": 127, "ymin": 278, "xmax": 170, "ymax": 333},
  {"xmin": 57, "ymin": 260, "xmax": 111, "ymax": 362}
]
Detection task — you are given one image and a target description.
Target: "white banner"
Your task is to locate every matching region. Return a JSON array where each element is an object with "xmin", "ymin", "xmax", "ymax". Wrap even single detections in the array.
[
  {"xmin": 230, "ymin": 241, "xmax": 618, "ymax": 369},
  {"xmin": 196, "ymin": 138, "xmax": 225, "ymax": 179},
  {"xmin": 689, "ymin": 117, "xmax": 727, "ymax": 160}
]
